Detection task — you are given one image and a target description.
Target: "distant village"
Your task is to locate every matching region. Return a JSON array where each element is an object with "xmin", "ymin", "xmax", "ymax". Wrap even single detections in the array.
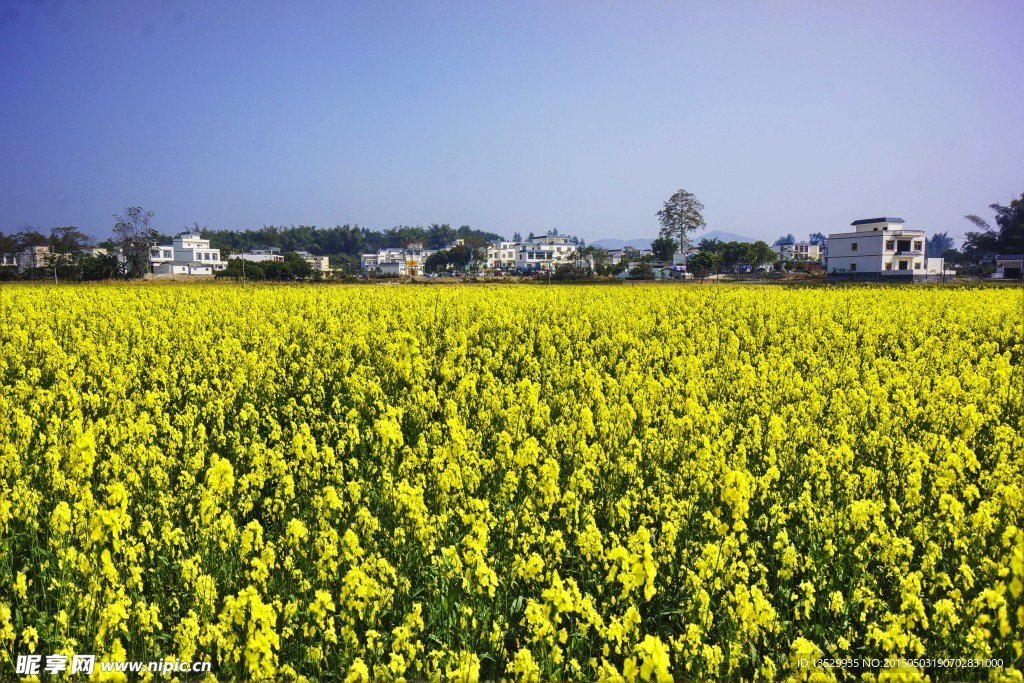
[{"xmin": 2, "ymin": 217, "xmax": 1022, "ymax": 282}]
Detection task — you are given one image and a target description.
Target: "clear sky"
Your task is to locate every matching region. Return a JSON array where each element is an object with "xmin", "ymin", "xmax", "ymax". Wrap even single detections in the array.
[{"xmin": 1, "ymin": 0, "xmax": 1022, "ymax": 245}]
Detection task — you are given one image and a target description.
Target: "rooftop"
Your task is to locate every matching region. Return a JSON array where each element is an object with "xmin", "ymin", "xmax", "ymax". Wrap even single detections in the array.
[{"xmin": 851, "ymin": 217, "xmax": 905, "ymax": 226}]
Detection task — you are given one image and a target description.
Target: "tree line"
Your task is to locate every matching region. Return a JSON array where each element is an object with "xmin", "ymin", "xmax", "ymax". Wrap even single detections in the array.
[
  {"xmin": 4, "ymin": 191, "xmax": 1021, "ymax": 281},
  {"xmin": 0, "ymin": 209, "xmax": 506, "ymax": 280},
  {"xmin": 214, "ymin": 252, "xmax": 320, "ymax": 281},
  {"xmin": 203, "ymin": 223, "xmax": 504, "ymax": 273}
]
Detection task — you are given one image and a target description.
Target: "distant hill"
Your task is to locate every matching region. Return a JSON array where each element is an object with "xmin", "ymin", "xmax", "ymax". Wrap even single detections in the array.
[
  {"xmin": 590, "ymin": 238, "xmax": 653, "ymax": 250},
  {"xmin": 592, "ymin": 230, "xmax": 756, "ymax": 250},
  {"xmin": 695, "ymin": 230, "xmax": 756, "ymax": 243}
]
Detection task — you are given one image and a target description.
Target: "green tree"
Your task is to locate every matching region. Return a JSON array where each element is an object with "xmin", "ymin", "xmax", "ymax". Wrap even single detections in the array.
[
  {"xmin": 940, "ymin": 248, "xmax": 964, "ymax": 269},
  {"xmin": 656, "ymin": 188, "xmax": 706, "ymax": 253},
  {"xmin": 966, "ymin": 193, "xmax": 1024, "ymax": 255},
  {"xmin": 15, "ymin": 226, "xmax": 49, "ymax": 249},
  {"xmin": 282, "ymin": 252, "xmax": 315, "ymax": 280},
  {"xmin": 687, "ymin": 251, "xmax": 719, "ymax": 279},
  {"xmin": 697, "ymin": 238, "xmax": 724, "ymax": 259},
  {"xmin": 773, "ymin": 233, "xmax": 796, "ymax": 246},
  {"xmin": 113, "ymin": 207, "xmax": 158, "ymax": 278},
  {"xmin": 720, "ymin": 241, "xmax": 748, "ymax": 270},
  {"xmin": 49, "ymin": 226, "xmax": 92, "ymax": 254},
  {"xmin": 745, "ymin": 241, "xmax": 776, "ymax": 268},
  {"xmin": 425, "ymin": 244, "xmax": 474, "ymax": 273},
  {"xmin": 650, "ymin": 235, "xmax": 676, "ymax": 261},
  {"xmin": 551, "ymin": 263, "xmax": 590, "ymax": 280},
  {"xmin": 626, "ymin": 262, "xmax": 655, "ymax": 280},
  {"xmin": 926, "ymin": 231, "xmax": 955, "ymax": 257},
  {"xmin": 578, "ymin": 246, "xmax": 611, "ymax": 275},
  {"xmin": 216, "ymin": 259, "xmax": 245, "ymax": 280},
  {"xmin": 80, "ymin": 252, "xmax": 121, "ymax": 280},
  {"xmin": 808, "ymin": 232, "xmax": 827, "ymax": 245},
  {"xmin": 0, "ymin": 231, "xmax": 18, "ymax": 255},
  {"xmin": 427, "ymin": 223, "xmax": 458, "ymax": 249}
]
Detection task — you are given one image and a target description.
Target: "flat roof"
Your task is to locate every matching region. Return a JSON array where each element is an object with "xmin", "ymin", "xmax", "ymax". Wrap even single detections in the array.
[
  {"xmin": 851, "ymin": 217, "xmax": 905, "ymax": 225},
  {"xmin": 829, "ymin": 228, "xmax": 924, "ymax": 238}
]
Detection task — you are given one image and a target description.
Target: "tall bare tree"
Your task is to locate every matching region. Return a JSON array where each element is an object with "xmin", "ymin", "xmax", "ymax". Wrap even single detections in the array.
[{"xmin": 113, "ymin": 207, "xmax": 157, "ymax": 278}]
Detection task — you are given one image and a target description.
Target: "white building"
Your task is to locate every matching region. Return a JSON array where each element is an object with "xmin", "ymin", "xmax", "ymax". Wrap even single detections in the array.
[
  {"xmin": 775, "ymin": 242, "xmax": 822, "ymax": 261},
  {"xmin": 994, "ymin": 254, "xmax": 1024, "ymax": 280},
  {"xmin": 518, "ymin": 235, "xmax": 577, "ymax": 270},
  {"xmin": 295, "ymin": 250, "xmax": 330, "ymax": 272},
  {"xmin": 230, "ymin": 248, "xmax": 284, "ymax": 263},
  {"xmin": 360, "ymin": 242, "xmax": 438, "ymax": 276},
  {"xmin": 485, "ymin": 234, "xmax": 579, "ymax": 271},
  {"xmin": 150, "ymin": 232, "xmax": 227, "ymax": 276},
  {"xmin": 826, "ymin": 217, "xmax": 933, "ymax": 280},
  {"xmin": 486, "ymin": 241, "xmax": 519, "ymax": 270},
  {"xmin": 14, "ymin": 245, "xmax": 54, "ymax": 270}
]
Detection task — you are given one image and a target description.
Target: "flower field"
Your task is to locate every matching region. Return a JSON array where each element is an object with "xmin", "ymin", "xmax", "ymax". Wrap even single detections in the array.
[{"xmin": 1, "ymin": 283, "xmax": 1022, "ymax": 681}]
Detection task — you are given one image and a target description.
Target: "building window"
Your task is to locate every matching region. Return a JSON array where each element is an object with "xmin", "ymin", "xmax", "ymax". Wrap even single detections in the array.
[
  {"xmin": 913, "ymin": 241, "xmax": 922, "ymax": 251},
  {"xmin": 914, "ymin": 261, "xmax": 921, "ymax": 269},
  {"xmin": 851, "ymin": 243, "xmax": 858, "ymax": 251},
  {"xmin": 886, "ymin": 241, "xmax": 895, "ymax": 251},
  {"xmin": 884, "ymin": 262, "xmax": 892, "ymax": 270},
  {"xmin": 850, "ymin": 263, "xmax": 857, "ymax": 272}
]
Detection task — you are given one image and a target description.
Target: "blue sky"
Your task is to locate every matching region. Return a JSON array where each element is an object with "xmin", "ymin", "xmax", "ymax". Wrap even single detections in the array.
[{"xmin": 1, "ymin": 0, "xmax": 1022, "ymax": 244}]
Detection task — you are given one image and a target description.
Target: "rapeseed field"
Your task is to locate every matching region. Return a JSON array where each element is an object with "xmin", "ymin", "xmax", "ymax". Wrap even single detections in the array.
[{"xmin": 0, "ymin": 284, "xmax": 1021, "ymax": 681}]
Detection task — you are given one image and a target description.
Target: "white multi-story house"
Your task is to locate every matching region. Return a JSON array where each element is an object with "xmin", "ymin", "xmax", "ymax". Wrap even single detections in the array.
[
  {"xmin": 230, "ymin": 248, "xmax": 284, "ymax": 263},
  {"xmin": 775, "ymin": 242, "xmax": 822, "ymax": 261},
  {"xmin": 360, "ymin": 242, "xmax": 439, "ymax": 276},
  {"xmin": 518, "ymin": 235, "xmax": 577, "ymax": 270},
  {"xmin": 486, "ymin": 241, "xmax": 520, "ymax": 270},
  {"xmin": 150, "ymin": 232, "xmax": 227, "ymax": 276},
  {"xmin": 484, "ymin": 234, "xmax": 579, "ymax": 271},
  {"xmin": 826, "ymin": 217, "xmax": 938, "ymax": 280}
]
